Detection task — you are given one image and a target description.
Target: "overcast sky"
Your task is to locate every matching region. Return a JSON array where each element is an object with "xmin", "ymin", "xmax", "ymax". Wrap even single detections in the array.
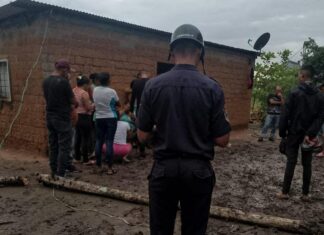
[{"xmin": 1, "ymin": 0, "xmax": 323, "ymax": 61}]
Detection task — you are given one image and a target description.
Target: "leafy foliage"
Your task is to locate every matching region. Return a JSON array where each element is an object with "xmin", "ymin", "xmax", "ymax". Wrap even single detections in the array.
[
  {"xmin": 302, "ymin": 38, "xmax": 324, "ymax": 85},
  {"xmin": 252, "ymin": 50, "xmax": 299, "ymax": 115}
]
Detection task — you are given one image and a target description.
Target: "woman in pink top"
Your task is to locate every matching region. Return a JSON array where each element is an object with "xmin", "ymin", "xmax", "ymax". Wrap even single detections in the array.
[{"xmin": 73, "ymin": 75, "xmax": 94, "ymax": 163}]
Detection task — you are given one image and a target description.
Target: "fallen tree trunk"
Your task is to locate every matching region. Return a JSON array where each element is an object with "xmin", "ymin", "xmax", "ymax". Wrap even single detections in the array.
[
  {"xmin": 0, "ymin": 221, "xmax": 14, "ymax": 226},
  {"xmin": 209, "ymin": 206, "xmax": 309, "ymax": 233},
  {"xmin": 38, "ymin": 174, "xmax": 312, "ymax": 234},
  {"xmin": 38, "ymin": 174, "xmax": 148, "ymax": 205},
  {"xmin": 0, "ymin": 176, "xmax": 29, "ymax": 186}
]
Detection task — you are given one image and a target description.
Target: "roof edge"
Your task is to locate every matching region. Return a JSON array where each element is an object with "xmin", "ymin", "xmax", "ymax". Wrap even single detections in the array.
[{"xmin": 6, "ymin": 0, "xmax": 259, "ymax": 58}]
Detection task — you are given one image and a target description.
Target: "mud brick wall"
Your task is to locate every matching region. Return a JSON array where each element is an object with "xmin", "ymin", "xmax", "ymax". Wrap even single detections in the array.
[
  {"xmin": 0, "ymin": 14, "xmax": 47, "ymax": 152},
  {"xmin": 0, "ymin": 12, "xmax": 254, "ymax": 153}
]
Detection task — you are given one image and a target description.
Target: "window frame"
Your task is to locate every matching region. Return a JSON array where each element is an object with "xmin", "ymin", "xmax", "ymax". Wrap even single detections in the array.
[{"xmin": 0, "ymin": 58, "xmax": 12, "ymax": 102}]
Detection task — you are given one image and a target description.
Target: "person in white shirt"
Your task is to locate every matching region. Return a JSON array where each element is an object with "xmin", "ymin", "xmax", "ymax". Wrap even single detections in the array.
[
  {"xmin": 113, "ymin": 120, "xmax": 132, "ymax": 163},
  {"xmin": 93, "ymin": 72, "xmax": 120, "ymax": 175}
]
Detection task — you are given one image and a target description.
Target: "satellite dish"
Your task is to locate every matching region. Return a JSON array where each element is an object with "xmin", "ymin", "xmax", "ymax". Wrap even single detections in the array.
[{"xmin": 253, "ymin": 32, "xmax": 270, "ymax": 51}]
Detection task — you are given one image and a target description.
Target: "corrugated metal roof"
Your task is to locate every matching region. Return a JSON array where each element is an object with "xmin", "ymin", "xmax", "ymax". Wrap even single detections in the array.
[
  {"xmin": 1, "ymin": 0, "xmax": 259, "ymax": 57},
  {"xmin": 0, "ymin": 4, "xmax": 26, "ymax": 21}
]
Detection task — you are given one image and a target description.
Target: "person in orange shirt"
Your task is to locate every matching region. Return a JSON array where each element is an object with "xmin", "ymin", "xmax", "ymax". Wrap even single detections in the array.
[{"xmin": 73, "ymin": 75, "xmax": 95, "ymax": 163}]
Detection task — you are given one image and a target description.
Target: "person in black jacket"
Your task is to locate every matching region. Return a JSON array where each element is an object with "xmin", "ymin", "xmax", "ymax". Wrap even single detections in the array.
[
  {"xmin": 315, "ymin": 83, "xmax": 324, "ymax": 158},
  {"xmin": 130, "ymin": 71, "xmax": 149, "ymax": 116},
  {"xmin": 277, "ymin": 65, "xmax": 324, "ymax": 201},
  {"xmin": 130, "ymin": 71, "xmax": 150, "ymax": 157}
]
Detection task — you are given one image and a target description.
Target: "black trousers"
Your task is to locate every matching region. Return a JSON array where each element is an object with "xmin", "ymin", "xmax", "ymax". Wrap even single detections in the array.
[
  {"xmin": 282, "ymin": 135, "xmax": 313, "ymax": 195},
  {"xmin": 74, "ymin": 114, "xmax": 92, "ymax": 162},
  {"xmin": 149, "ymin": 158, "xmax": 215, "ymax": 235},
  {"xmin": 88, "ymin": 113, "xmax": 96, "ymax": 155},
  {"xmin": 47, "ymin": 118, "xmax": 72, "ymax": 177}
]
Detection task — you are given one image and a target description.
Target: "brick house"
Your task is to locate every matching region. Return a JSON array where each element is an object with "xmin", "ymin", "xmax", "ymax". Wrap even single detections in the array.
[{"xmin": 0, "ymin": 0, "xmax": 258, "ymax": 153}]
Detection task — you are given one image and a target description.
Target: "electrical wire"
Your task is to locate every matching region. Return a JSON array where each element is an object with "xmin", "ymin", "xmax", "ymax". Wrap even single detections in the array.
[{"xmin": 0, "ymin": 10, "xmax": 52, "ymax": 149}]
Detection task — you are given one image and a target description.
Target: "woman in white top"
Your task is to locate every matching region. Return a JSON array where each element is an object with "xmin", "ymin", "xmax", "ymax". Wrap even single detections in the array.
[
  {"xmin": 113, "ymin": 120, "xmax": 132, "ymax": 163},
  {"xmin": 93, "ymin": 72, "xmax": 120, "ymax": 175}
]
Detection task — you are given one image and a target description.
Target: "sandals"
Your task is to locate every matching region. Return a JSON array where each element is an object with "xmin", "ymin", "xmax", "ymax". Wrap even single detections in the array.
[
  {"xmin": 107, "ymin": 168, "xmax": 117, "ymax": 175},
  {"xmin": 276, "ymin": 192, "xmax": 289, "ymax": 200},
  {"xmin": 84, "ymin": 160, "xmax": 96, "ymax": 166},
  {"xmin": 122, "ymin": 156, "xmax": 131, "ymax": 163},
  {"xmin": 316, "ymin": 152, "xmax": 324, "ymax": 158}
]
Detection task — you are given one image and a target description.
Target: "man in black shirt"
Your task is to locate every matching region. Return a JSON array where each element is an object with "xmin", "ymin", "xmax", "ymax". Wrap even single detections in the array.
[
  {"xmin": 277, "ymin": 65, "xmax": 324, "ymax": 200},
  {"xmin": 42, "ymin": 59, "xmax": 75, "ymax": 177},
  {"xmin": 137, "ymin": 24, "xmax": 231, "ymax": 235},
  {"xmin": 130, "ymin": 71, "xmax": 149, "ymax": 157},
  {"xmin": 130, "ymin": 71, "xmax": 149, "ymax": 116},
  {"xmin": 316, "ymin": 83, "xmax": 324, "ymax": 158},
  {"xmin": 258, "ymin": 86, "xmax": 284, "ymax": 142}
]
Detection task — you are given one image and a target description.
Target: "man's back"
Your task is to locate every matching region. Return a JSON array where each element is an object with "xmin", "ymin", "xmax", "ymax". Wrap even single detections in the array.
[
  {"xmin": 138, "ymin": 64, "xmax": 230, "ymax": 160},
  {"xmin": 42, "ymin": 75, "xmax": 73, "ymax": 121},
  {"xmin": 280, "ymin": 82, "xmax": 324, "ymax": 137}
]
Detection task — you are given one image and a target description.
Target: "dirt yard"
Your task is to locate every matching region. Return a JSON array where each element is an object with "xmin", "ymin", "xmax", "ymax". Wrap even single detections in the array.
[{"xmin": 1, "ymin": 127, "xmax": 324, "ymax": 235}]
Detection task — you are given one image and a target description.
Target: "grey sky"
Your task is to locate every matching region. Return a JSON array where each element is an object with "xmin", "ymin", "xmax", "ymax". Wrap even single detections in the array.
[{"xmin": 1, "ymin": 0, "xmax": 324, "ymax": 60}]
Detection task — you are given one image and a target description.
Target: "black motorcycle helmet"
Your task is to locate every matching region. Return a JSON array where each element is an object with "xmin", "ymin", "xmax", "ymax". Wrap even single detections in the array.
[{"xmin": 169, "ymin": 24, "xmax": 206, "ymax": 73}]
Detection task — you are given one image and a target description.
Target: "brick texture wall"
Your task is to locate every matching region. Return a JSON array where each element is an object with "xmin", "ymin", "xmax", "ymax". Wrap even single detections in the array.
[{"xmin": 0, "ymin": 12, "xmax": 255, "ymax": 153}]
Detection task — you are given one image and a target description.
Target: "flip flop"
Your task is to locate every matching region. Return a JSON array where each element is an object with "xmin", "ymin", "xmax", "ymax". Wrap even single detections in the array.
[
  {"xmin": 316, "ymin": 152, "xmax": 324, "ymax": 158},
  {"xmin": 107, "ymin": 169, "xmax": 117, "ymax": 175},
  {"xmin": 122, "ymin": 156, "xmax": 131, "ymax": 163},
  {"xmin": 84, "ymin": 160, "xmax": 96, "ymax": 166}
]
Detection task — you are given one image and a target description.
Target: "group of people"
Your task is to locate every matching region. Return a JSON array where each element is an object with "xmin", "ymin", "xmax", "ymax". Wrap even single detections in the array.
[
  {"xmin": 43, "ymin": 61, "xmax": 150, "ymax": 177},
  {"xmin": 42, "ymin": 23, "xmax": 324, "ymax": 235}
]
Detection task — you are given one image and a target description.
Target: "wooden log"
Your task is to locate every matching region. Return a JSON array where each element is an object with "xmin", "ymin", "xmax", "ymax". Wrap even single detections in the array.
[
  {"xmin": 37, "ymin": 174, "xmax": 149, "ymax": 205},
  {"xmin": 0, "ymin": 176, "xmax": 29, "ymax": 186},
  {"xmin": 38, "ymin": 174, "xmax": 313, "ymax": 234},
  {"xmin": 209, "ymin": 206, "xmax": 310, "ymax": 233},
  {"xmin": 0, "ymin": 221, "xmax": 14, "ymax": 226}
]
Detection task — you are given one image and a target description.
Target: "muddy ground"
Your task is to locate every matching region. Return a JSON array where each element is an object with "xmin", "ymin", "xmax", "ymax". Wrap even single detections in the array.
[{"xmin": 0, "ymin": 128, "xmax": 324, "ymax": 235}]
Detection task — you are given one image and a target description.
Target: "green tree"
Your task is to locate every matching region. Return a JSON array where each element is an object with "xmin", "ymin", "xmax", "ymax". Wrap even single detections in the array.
[
  {"xmin": 302, "ymin": 38, "xmax": 324, "ymax": 84},
  {"xmin": 252, "ymin": 49, "xmax": 298, "ymax": 116}
]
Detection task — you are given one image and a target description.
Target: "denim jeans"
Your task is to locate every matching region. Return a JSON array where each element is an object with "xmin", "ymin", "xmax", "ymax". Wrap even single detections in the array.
[
  {"xmin": 261, "ymin": 114, "xmax": 280, "ymax": 138},
  {"xmin": 47, "ymin": 118, "xmax": 73, "ymax": 177},
  {"xmin": 95, "ymin": 118, "xmax": 117, "ymax": 167}
]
